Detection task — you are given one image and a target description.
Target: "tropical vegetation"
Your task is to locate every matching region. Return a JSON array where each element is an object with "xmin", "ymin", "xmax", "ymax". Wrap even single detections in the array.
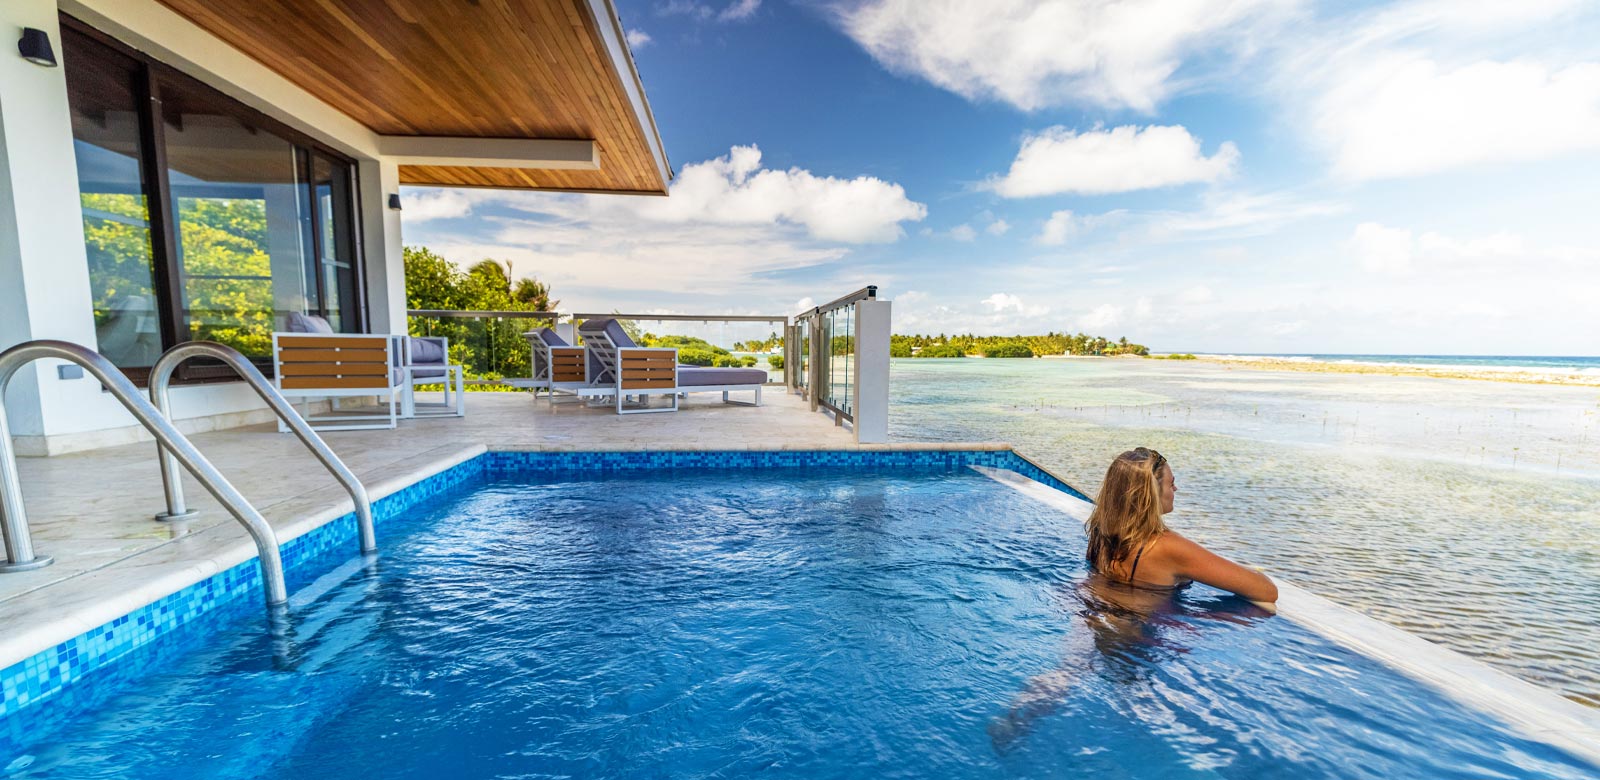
[
  {"xmin": 890, "ymin": 332, "xmax": 1149, "ymax": 358},
  {"xmin": 405, "ymin": 246, "xmax": 557, "ymax": 384}
]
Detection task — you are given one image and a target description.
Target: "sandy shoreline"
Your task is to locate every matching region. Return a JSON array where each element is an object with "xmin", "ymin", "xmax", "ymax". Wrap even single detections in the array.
[{"xmin": 1186, "ymin": 354, "xmax": 1600, "ymax": 387}]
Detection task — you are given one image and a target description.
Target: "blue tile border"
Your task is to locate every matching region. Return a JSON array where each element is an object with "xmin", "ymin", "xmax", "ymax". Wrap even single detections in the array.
[
  {"xmin": 0, "ymin": 448, "xmax": 1080, "ymax": 750},
  {"xmin": 483, "ymin": 449, "xmax": 1089, "ymax": 501}
]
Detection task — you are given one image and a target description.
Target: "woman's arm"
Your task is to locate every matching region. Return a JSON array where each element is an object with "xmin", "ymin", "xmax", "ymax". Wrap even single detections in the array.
[{"xmin": 1163, "ymin": 533, "xmax": 1279, "ymax": 604}]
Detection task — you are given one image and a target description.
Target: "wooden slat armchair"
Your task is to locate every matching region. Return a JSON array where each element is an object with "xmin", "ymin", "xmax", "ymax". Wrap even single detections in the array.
[{"xmin": 271, "ymin": 333, "xmax": 403, "ymax": 430}]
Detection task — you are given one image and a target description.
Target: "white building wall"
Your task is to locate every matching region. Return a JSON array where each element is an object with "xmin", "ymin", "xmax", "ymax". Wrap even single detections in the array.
[{"xmin": 0, "ymin": 0, "xmax": 409, "ymax": 455}]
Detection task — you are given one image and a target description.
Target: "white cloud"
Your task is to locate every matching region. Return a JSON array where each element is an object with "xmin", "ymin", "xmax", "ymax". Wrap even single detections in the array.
[
  {"xmin": 401, "ymin": 190, "xmax": 478, "ymax": 223},
  {"xmin": 990, "ymin": 125, "xmax": 1239, "ymax": 197},
  {"xmin": 1078, "ymin": 303, "xmax": 1123, "ymax": 331},
  {"xmin": 1346, "ymin": 222, "xmax": 1581, "ymax": 275},
  {"xmin": 1266, "ymin": 0, "xmax": 1600, "ymax": 180},
  {"xmin": 589, "ymin": 145, "xmax": 926, "ymax": 243},
  {"xmin": 718, "ymin": 0, "xmax": 761, "ymax": 21},
  {"xmin": 948, "ymin": 224, "xmax": 977, "ymax": 242},
  {"xmin": 399, "ymin": 146, "xmax": 922, "ymax": 309},
  {"xmin": 1179, "ymin": 285, "xmax": 1214, "ymax": 303},
  {"xmin": 658, "ymin": 0, "xmax": 761, "ymax": 23},
  {"xmin": 1315, "ymin": 58, "xmax": 1600, "ymax": 180},
  {"xmin": 626, "ymin": 28, "xmax": 653, "ymax": 48},
  {"xmin": 985, "ymin": 218, "xmax": 1010, "ymax": 236},
  {"xmin": 1348, "ymin": 222, "xmax": 1417, "ymax": 273},
  {"xmin": 981, "ymin": 293, "xmax": 1025, "ymax": 312},
  {"xmin": 833, "ymin": 0, "xmax": 1291, "ymax": 112},
  {"xmin": 1036, "ymin": 210, "xmax": 1077, "ymax": 246}
]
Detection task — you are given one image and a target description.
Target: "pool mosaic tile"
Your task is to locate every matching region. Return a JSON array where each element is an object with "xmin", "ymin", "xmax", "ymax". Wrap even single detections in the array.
[{"xmin": 0, "ymin": 448, "xmax": 1077, "ymax": 745}]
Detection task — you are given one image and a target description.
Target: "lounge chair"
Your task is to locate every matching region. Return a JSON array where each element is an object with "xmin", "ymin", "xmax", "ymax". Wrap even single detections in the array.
[
  {"xmin": 505, "ymin": 327, "xmax": 586, "ymax": 403},
  {"xmin": 271, "ymin": 331, "xmax": 403, "ymax": 431},
  {"xmin": 280, "ymin": 313, "xmax": 465, "ymax": 422},
  {"xmin": 575, "ymin": 318, "xmax": 765, "ymax": 414}
]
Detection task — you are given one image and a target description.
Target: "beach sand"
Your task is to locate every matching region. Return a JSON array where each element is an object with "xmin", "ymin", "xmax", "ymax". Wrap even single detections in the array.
[{"xmin": 1157, "ymin": 354, "xmax": 1600, "ymax": 387}]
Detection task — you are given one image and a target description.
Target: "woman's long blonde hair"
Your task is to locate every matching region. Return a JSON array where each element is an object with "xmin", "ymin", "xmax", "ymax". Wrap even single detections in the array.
[{"xmin": 1085, "ymin": 447, "xmax": 1169, "ymax": 576}]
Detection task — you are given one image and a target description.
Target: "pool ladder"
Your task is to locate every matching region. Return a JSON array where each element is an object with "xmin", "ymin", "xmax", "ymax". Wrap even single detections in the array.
[{"xmin": 0, "ymin": 340, "xmax": 377, "ymax": 613}]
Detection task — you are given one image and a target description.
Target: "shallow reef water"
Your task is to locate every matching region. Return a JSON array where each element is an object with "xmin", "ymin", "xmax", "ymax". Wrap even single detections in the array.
[{"xmin": 890, "ymin": 358, "xmax": 1600, "ymax": 708}]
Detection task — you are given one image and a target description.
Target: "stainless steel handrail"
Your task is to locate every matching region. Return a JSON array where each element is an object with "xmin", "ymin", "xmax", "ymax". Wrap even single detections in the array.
[
  {"xmin": 149, "ymin": 342, "xmax": 376, "ymax": 556},
  {"xmin": 0, "ymin": 340, "xmax": 288, "ymax": 606},
  {"xmin": 799, "ymin": 285, "xmax": 876, "ymax": 319},
  {"xmin": 569, "ymin": 313, "xmax": 788, "ymax": 323},
  {"xmin": 408, "ymin": 309, "xmax": 563, "ymax": 319}
]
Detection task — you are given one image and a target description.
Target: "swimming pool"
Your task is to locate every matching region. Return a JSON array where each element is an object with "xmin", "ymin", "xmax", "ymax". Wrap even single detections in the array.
[{"xmin": 3, "ymin": 454, "xmax": 1596, "ymax": 778}]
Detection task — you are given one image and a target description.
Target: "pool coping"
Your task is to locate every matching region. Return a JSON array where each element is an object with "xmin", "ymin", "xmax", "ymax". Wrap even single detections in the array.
[{"xmin": 973, "ymin": 465, "xmax": 1600, "ymax": 768}]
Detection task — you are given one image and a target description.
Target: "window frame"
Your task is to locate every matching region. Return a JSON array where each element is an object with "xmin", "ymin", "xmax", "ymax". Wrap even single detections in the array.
[{"xmin": 62, "ymin": 14, "xmax": 368, "ymax": 385}]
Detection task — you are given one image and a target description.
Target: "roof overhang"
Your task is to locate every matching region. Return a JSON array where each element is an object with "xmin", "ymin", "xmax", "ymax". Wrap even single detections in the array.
[{"xmin": 149, "ymin": 0, "xmax": 671, "ymax": 195}]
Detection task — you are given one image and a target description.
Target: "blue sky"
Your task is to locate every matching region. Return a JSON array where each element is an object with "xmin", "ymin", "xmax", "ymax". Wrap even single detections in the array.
[{"xmin": 402, "ymin": 0, "xmax": 1600, "ymax": 354}]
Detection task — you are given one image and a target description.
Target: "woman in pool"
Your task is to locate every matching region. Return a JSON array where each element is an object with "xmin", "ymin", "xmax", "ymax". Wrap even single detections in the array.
[
  {"xmin": 1085, "ymin": 446, "xmax": 1277, "ymax": 606},
  {"xmin": 989, "ymin": 447, "xmax": 1277, "ymax": 752}
]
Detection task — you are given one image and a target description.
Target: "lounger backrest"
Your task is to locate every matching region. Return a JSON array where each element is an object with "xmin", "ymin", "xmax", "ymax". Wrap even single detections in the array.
[
  {"xmin": 274, "ymin": 334, "xmax": 394, "ymax": 390},
  {"xmin": 578, "ymin": 318, "xmax": 635, "ymax": 383}
]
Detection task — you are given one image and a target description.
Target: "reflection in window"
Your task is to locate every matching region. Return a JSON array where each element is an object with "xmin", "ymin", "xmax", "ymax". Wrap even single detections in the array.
[
  {"xmin": 64, "ymin": 27, "xmax": 161, "ymax": 368},
  {"xmin": 161, "ymin": 82, "xmax": 313, "ymax": 357},
  {"xmin": 311, "ymin": 153, "xmax": 357, "ymax": 332}
]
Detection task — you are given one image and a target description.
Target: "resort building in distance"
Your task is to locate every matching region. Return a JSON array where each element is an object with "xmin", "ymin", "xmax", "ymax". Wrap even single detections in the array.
[{"xmin": 0, "ymin": 2, "xmax": 1596, "ymax": 779}]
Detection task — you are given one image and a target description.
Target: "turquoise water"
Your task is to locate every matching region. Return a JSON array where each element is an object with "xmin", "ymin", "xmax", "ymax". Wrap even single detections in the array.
[
  {"xmin": 8, "ymin": 468, "xmax": 1595, "ymax": 778},
  {"xmin": 1201, "ymin": 354, "xmax": 1600, "ymax": 373},
  {"xmin": 888, "ymin": 358, "xmax": 1600, "ymax": 707}
]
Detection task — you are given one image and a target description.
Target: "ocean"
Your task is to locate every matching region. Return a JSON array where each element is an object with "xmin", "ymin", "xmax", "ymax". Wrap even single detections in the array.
[
  {"xmin": 1197, "ymin": 353, "xmax": 1600, "ymax": 374},
  {"xmin": 887, "ymin": 357, "xmax": 1600, "ymax": 707}
]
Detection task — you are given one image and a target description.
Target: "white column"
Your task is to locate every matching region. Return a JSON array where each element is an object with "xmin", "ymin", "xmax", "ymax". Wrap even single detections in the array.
[
  {"xmin": 357, "ymin": 158, "xmax": 405, "ymax": 335},
  {"xmin": 852, "ymin": 300, "xmax": 891, "ymax": 444},
  {"xmin": 0, "ymin": 3, "xmax": 104, "ymax": 445}
]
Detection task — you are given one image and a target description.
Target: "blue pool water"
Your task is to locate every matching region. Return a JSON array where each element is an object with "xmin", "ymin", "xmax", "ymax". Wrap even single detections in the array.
[{"xmin": 7, "ymin": 467, "xmax": 1596, "ymax": 778}]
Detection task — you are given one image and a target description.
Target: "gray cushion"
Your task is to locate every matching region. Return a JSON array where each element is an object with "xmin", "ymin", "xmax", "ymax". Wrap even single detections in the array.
[
  {"xmin": 286, "ymin": 312, "xmax": 333, "ymax": 334},
  {"xmin": 537, "ymin": 328, "xmax": 568, "ymax": 347},
  {"xmin": 676, "ymin": 366, "xmax": 767, "ymax": 387},
  {"xmin": 577, "ymin": 318, "xmax": 636, "ymax": 348},
  {"xmin": 407, "ymin": 336, "xmax": 446, "ymax": 364}
]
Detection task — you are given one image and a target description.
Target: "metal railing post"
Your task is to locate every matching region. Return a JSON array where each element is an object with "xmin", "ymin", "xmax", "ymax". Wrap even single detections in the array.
[
  {"xmin": 149, "ymin": 341, "xmax": 376, "ymax": 555},
  {"xmin": 0, "ymin": 340, "xmax": 288, "ymax": 607}
]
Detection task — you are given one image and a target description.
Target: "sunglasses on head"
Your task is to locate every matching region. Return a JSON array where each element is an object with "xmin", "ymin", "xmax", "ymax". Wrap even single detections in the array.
[{"xmin": 1131, "ymin": 447, "xmax": 1167, "ymax": 471}]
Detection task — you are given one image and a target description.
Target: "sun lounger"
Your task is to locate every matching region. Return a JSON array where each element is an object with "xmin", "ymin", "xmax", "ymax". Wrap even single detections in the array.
[
  {"xmin": 575, "ymin": 318, "xmax": 765, "ymax": 413},
  {"xmin": 510, "ymin": 327, "xmax": 587, "ymax": 402}
]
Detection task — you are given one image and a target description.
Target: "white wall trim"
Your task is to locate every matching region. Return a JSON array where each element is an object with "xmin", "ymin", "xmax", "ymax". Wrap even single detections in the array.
[{"xmin": 379, "ymin": 137, "xmax": 598, "ymax": 170}]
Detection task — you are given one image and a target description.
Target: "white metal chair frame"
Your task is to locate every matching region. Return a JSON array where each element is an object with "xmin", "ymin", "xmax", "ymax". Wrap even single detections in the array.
[{"xmin": 397, "ymin": 336, "xmax": 466, "ymax": 419}]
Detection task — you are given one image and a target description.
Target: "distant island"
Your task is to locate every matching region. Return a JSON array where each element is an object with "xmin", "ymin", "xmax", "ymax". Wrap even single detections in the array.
[{"xmin": 890, "ymin": 333, "xmax": 1149, "ymax": 358}]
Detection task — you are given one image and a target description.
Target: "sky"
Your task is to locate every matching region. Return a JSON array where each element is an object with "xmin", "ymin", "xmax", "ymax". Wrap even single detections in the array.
[{"xmin": 401, "ymin": 0, "xmax": 1600, "ymax": 355}]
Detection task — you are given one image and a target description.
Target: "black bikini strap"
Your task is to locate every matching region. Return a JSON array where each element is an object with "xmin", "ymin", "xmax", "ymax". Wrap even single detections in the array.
[{"xmin": 1128, "ymin": 543, "xmax": 1147, "ymax": 583}]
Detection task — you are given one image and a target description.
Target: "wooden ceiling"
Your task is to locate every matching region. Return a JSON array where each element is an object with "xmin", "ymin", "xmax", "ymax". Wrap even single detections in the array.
[{"xmin": 153, "ymin": 0, "xmax": 669, "ymax": 194}]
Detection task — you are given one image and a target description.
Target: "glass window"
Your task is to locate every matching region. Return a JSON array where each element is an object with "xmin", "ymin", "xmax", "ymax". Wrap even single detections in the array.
[
  {"xmin": 60, "ymin": 17, "xmax": 366, "ymax": 380},
  {"xmin": 63, "ymin": 27, "xmax": 162, "ymax": 369},
  {"xmin": 310, "ymin": 153, "xmax": 358, "ymax": 332},
  {"xmin": 160, "ymin": 80, "xmax": 315, "ymax": 358}
]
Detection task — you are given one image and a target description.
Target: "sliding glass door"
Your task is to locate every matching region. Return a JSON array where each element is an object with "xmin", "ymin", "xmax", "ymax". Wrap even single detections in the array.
[{"xmin": 61, "ymin": 18, "xmax": 365, "ymax": 380}]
